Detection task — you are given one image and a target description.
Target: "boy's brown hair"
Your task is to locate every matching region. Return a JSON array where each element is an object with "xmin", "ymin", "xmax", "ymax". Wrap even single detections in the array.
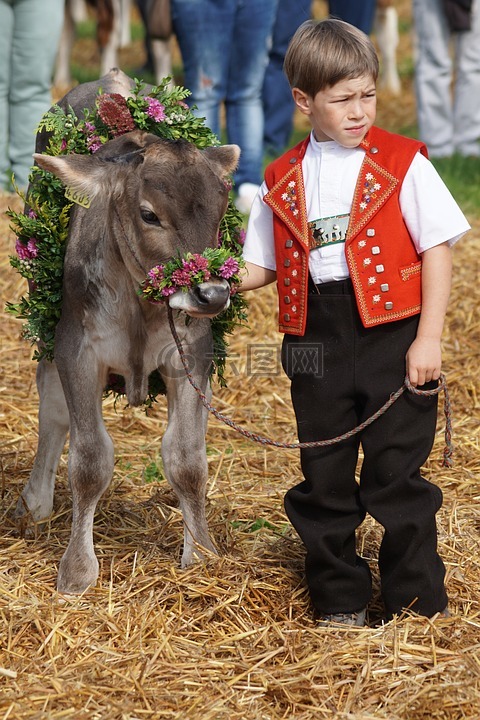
[{"xmin": 284, "ymin": 19, "xmax": 379, "ymax": 98}]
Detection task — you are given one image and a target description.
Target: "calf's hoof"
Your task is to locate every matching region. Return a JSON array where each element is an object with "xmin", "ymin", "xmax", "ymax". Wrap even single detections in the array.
[
  {"xmin": 13, "ymin": 496, "xmax": 49, "ymax": 538},
  {"xmin": 181, "ymin": 539, "xmax": 218, "ymax": 568},
  {"xmin": 57, "ymin": 551, "xmax": 99, "ymax": 595}
]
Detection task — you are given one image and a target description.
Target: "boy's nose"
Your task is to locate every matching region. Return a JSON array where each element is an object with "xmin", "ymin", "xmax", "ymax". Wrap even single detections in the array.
[{"xmin": 348, "ymin": 101, "xmax": 364, "ymax": 119}]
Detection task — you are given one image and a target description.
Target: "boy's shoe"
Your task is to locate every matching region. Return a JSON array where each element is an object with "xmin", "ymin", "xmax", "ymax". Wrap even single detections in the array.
[{"xmin": 318, "ymin": 608, "xmax": 367, "ymax": 627}]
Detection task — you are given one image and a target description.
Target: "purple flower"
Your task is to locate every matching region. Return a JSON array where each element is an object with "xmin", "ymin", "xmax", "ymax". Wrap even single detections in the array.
[
  {"xmin": 218, "ymin": 257, "xmax": 239, "ymax": 279},
  {"xmin": 87, "ymin": 135, "xmax": 103, "ymax": 153},
  {"xmin": 161, "ymin": 286, "xmax": 177, "ymax": 297},
  {"xmin": 236, "ymin": 228, "xmax": 246, "ymax": 246},
  {"xmin": 146, "ymin": 97, "xmax": 166, "ymax": 122},
  {"xmin": 82, "ymin": 121, "xmax": 104, "ymax": 153},
  {"xmin": 28, "ymin": 210, "xmax": 37, "ymax": 219},
  {"xmin": 15, "ymin": 237, "xmax": 38, "ymax": 260}
]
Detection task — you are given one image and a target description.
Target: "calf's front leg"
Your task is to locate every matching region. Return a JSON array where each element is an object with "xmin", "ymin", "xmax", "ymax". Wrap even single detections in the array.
[
  {"xmin": 161, "ymin": 337, "xmax": 216, "ymax": 566},
  {"xmin": 55, "ymin": 350, "xmax": 114, "ymax": 595}
]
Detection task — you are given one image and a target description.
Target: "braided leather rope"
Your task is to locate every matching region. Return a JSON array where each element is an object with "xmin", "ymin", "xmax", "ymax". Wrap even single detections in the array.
[{"xmin": 167, "ymin": 308, "xmax": 453, "ymax": 467}]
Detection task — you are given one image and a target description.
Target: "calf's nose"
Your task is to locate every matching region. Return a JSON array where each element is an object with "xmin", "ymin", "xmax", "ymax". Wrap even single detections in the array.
[{"xmin": 193, "ymin": 281, "xmax": 230, "ymax": 311}]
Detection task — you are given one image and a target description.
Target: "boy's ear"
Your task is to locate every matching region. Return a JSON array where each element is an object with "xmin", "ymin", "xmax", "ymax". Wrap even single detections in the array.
[{"xmin": 292, "ymin": 88, "xmax": 312, "ymax": 116}]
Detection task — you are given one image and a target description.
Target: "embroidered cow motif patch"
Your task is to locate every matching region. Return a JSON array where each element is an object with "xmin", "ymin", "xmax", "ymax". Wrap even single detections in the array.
[
  {"xmin": 360, "ymin": 173, "xmax": 382, "ymax": 211},
  {"xmin": 281, "ymin": 181, "xmax": 299, "ymax": 217}
]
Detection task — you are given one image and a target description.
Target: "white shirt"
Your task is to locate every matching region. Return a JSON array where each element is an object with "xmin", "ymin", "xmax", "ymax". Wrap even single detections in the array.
[{"xmin": 243, "ymin": 132, "xmax": 470, "ymax": 284}]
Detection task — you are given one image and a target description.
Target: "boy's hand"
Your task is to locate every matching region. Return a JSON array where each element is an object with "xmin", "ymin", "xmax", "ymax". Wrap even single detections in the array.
[
  {"xmin": 406, "ymin": 242, "xmax": 452, "ymax": 387},
  {"xmin": 406, "ymin": 336, "xmax": 442, "ymax": 387}
]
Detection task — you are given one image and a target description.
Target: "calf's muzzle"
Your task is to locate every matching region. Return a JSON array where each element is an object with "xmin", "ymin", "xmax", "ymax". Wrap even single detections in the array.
[{"xmin": 168, "ymin": 278, "xmax": 230, "ymax": 317}]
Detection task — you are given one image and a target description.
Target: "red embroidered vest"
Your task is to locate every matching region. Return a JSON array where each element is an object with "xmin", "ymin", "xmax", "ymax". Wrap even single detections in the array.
[{"xmin": 264, "ymin": 126, "xmax": 428, "ymax": 335}]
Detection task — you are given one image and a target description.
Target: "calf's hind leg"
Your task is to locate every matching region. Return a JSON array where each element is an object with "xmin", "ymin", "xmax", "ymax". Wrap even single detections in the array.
[{"xmin": 15, "ymin": 360, "xmax": 70, "ymax": 530}]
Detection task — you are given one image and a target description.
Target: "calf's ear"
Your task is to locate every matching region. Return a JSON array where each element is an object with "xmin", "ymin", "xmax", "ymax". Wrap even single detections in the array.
[
  {"xmin": 33, "ymin": 152, "xmax": 116, "ymax": 202},
  {"xmin": 202, "ymin": 144, "xmax": 240, "ymax": 178}
]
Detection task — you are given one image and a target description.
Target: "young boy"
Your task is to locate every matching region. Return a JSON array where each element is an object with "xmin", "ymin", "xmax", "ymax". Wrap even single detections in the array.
[{"xmin": 239, "ymin": 19, "xmax": 470, "ymax": 626}]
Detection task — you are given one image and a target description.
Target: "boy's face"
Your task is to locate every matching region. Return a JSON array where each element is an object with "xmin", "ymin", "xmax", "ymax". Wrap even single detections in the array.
[{"xmin": 292, "ymin": 74, "xmax": 377, "ymax": 147}]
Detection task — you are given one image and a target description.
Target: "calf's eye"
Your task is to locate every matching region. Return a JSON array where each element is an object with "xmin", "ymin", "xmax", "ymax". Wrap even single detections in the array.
[{"xmin": 140, "ymin": 207, "xmax": 161, "ymax": 226}]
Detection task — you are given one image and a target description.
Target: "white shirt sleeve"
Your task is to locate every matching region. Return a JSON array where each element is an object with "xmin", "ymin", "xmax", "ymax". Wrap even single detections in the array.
[
  {"xmin": 242, "ymin": 182, "xmax": 277, "ymax": 271},
  {"xmin": 399, "ymin": 152, "xmax": 471, "ymax": 253},
  {"xmin": 242, "ymin": 149, "xmax": 471, "ymax": 271}
]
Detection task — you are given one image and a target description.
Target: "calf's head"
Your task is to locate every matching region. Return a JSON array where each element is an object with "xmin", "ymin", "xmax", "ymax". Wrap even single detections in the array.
[{"xmin": 34, "ymin": 131, "xmax": 240, "ymax": 317}]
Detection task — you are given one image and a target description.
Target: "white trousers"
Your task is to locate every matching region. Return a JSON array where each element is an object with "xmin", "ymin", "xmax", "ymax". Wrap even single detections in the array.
[{"xmin": 413, "ymin": 0, "xmax": 480, "ymax": 157}]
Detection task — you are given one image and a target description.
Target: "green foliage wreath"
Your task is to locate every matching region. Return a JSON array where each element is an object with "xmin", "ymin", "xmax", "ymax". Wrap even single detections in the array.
[{"xmin": 7, "ymin": 79, "xmax": 248, "ymax": 405}]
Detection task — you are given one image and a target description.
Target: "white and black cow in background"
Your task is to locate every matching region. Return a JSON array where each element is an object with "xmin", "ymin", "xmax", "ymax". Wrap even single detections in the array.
[
  {"xmin": 15, "ymin": 69, "xmax": 240, "ymax": 596},
  {"xmin": 55, "ymin": 0, "xmax": 172, "ymax": 88}
]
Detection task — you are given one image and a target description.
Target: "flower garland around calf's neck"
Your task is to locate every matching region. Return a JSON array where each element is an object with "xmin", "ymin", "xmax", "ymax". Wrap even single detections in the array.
[{"xmin": 7, "ymin": 78, "xmax": 248, "ymax": 405}]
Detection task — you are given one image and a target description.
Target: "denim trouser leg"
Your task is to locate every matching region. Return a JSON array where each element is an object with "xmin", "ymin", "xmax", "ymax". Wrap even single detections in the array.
[
  {"xmin": 171, "ymin": 0, "xmax": 277, "ymax": 187},
  {"xmin": 328, "ymin": 0, "xmax": 376, "ymax": 35},
  {"xmin": 453, "ymin": 1, "xmax": 480, "ymax": 156},
  {"xmin": 413, "ymin": 0, "xmax": 480, "ymax": 157},
  {"xmin": 0, "ymin": 0, "xmax": 64, "ymax": 191},
  {"xmin": 413, "ymin": 0, "xmax": 455, "ymax": 157},
  {"xmin": 0, "ymin": 0, "xmax": 14, "ymax": 188},
  {"xmin": 262, "ymin": 0, "xmax": 311, "ymax": 155}
]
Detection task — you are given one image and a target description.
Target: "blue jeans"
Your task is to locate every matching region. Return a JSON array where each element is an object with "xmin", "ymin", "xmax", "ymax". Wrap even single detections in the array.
[
  {"xmin": 263, "ymin": 0, "xmax": 311, "ymax": 155},
  {"xmin": 0, "ymin": 0, "xmax": 64, "ymax": 191},
  {"xmin": 328, "ymin": 0, "xmax": 376, "ymax": 35},
  {"xmin": 413, "ymin": 0, "xmax": 480, "ymax": 157},
  {"xmin": 171, "ymin": 0, "xmax": 277, "ymax": 188}
]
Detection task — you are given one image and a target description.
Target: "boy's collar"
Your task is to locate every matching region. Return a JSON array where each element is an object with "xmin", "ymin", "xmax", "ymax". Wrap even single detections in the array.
[{"xmin": 307, "ymin": 127, "xmax": 377, "ymax": 154}]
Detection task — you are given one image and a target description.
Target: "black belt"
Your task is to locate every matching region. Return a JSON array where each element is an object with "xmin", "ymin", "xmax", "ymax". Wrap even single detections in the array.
[{"xmin": 308, "ymin": 277, "xmax": 354, "ymax": 295}]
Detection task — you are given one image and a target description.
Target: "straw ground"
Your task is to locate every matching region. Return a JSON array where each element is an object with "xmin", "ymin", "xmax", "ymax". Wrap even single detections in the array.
[
  {"xmin": 2, "ymin": 193, "xmax": 479, "ymax": 719},
  {"xmin": 1, "ymin": 2, "xmax": 480, "ymax": 718}
]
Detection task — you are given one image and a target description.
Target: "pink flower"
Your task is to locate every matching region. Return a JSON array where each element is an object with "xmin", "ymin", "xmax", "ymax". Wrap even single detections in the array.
[
  {"xmin": 147, "ymin": 265, "xmax": 165, "ymax": 289},
  {"xmin": 27, "ymin": 238, "xmax": 38, "ymax": 257},
  {"xmin": 15, "ymin": 237, "xmax": 38, "ymax": 260},
  {"xmin": 146, "ymin": 97, "xmax": 166, "ymax": 122},
  {"xmin": 236, "ymin": 228, "xmax": 246, "ymax": 246},
  {"xmin": 192, "ymin": 254, "xmax": 209, "ymax": 271},
  {"xmin": 88, "ymin": 138, "xmax": 103, "ymax": 153},
  {"xmin": 218, "ymin": 257, "xmax": 239, "ymax": 279},
  {"xmin": 161, "ymin": 286, "xmax": 177, "ymax": 297},
  {"xmin": 83, "ymin": 122, "xmax": 103, "ymax": 153},
  {"xmin": 171, "ymin": 267, "xmax": 193, "ymax": 287}
]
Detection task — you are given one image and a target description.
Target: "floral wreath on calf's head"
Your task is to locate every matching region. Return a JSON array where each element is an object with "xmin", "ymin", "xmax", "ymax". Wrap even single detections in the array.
[{"xmin": 7, "ymin": 79, "xmax": 248, "ymax": 406}]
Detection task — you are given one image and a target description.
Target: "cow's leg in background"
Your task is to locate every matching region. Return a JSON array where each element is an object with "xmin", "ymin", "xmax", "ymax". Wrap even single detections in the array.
[
  {"xmin": 100, "ymin": 0, "xmax": 132, "ymax": 76},
  {"xmin": 151, "ymin": 38, "xmax": 173, "ymax": 85},
  {"xmin": 161, "ymin": 321, "xmax": 217, "ymax": 566},
  {"xmin": 375, "ymin": 0, "xmax": 401, "ymax": 95},
  {"xmin": 55, "ymin": 0, "xmax": 76, "ymax": 88},
  {"xmin": 15, "ymin": 360, "xmax": 70, "ymax": 529}
]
